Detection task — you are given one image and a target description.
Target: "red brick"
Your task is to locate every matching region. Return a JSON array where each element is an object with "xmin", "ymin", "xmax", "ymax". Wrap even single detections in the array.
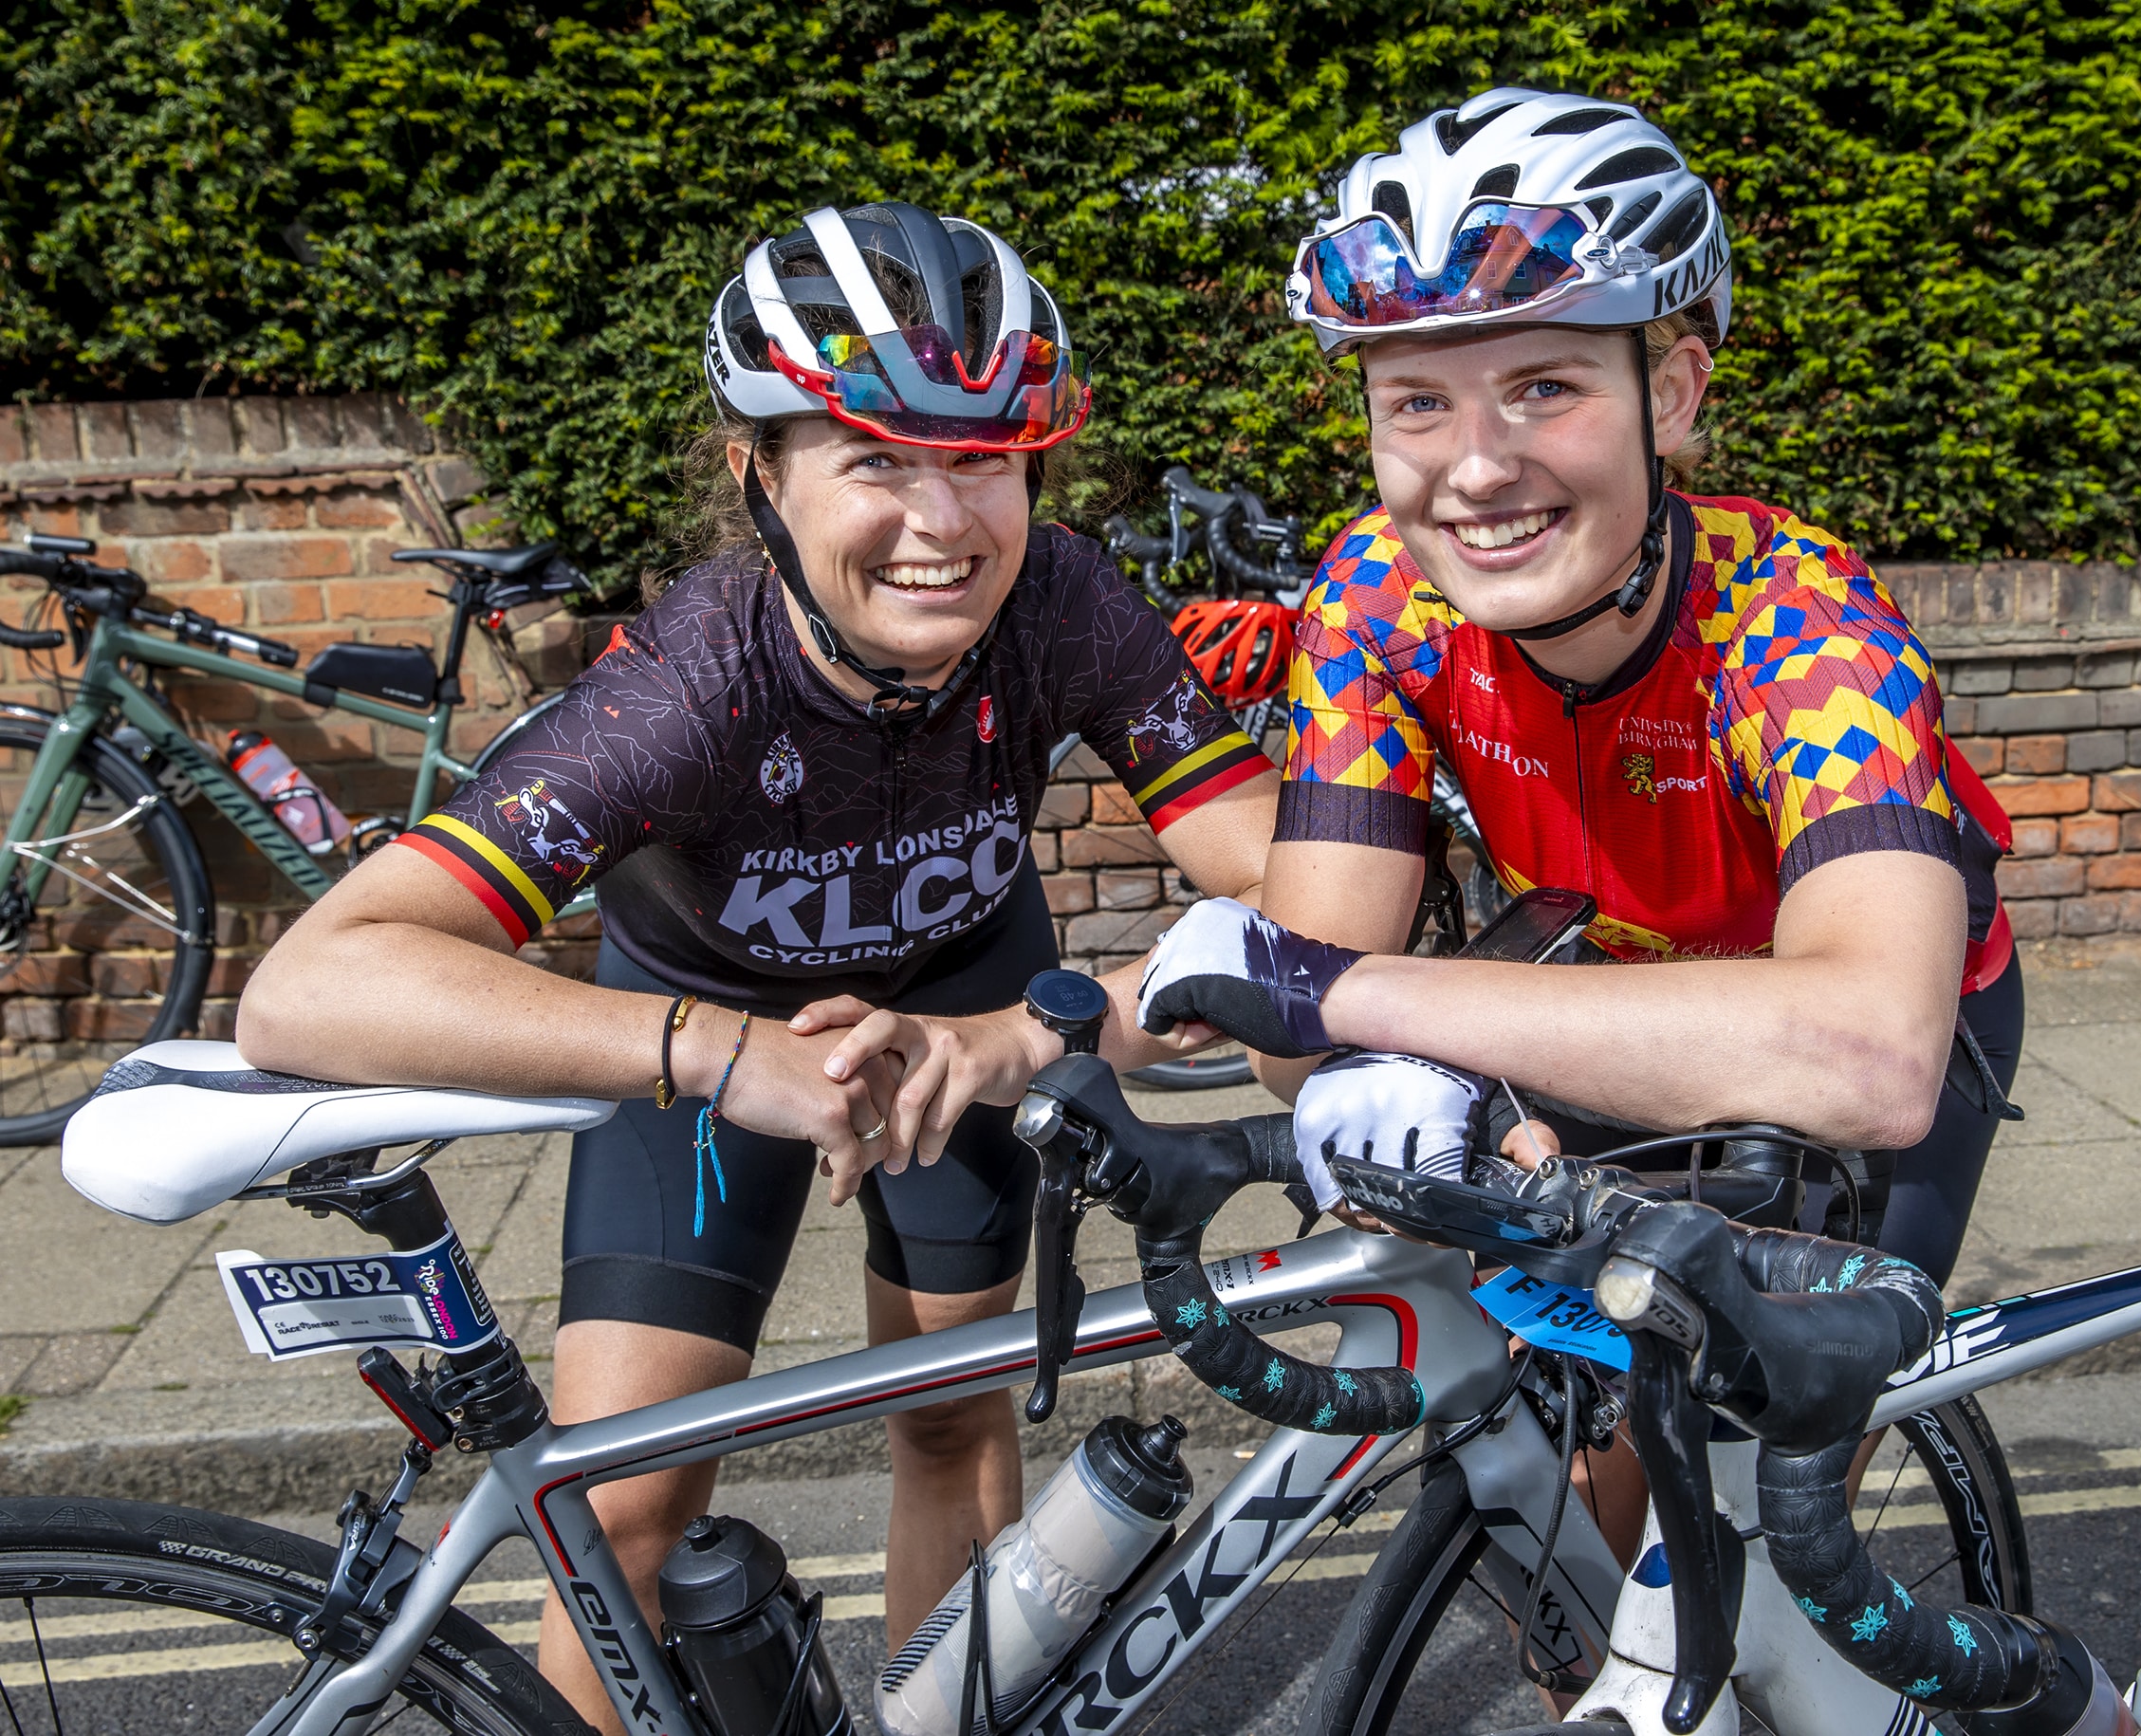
[
  {"xmin": 102, "ymin": 495, "xmax": 231, "ymax": 537},
  {"xmin": 235, "ymin": 494, "xmax": 310, "ymax": 532},
  {"xmin": 1029, "ymin": 831, "xmax": 1059, "ymax": 873},
  {"xmin": 2, "ymin": 999, "xmax": 61, "ymax": 1042},
  {"xmin": 2060, "ymin": 895, "xmax": 2123, "ymax": 936},
  {"xmin": 64, "ymin": 998, "xmax": 158, "ymax": 1041},
  {"xmin": 323, "ymin": 579, "xmax": 445, "ymax": 622},
  {"xmin": 1952, "ymin": 736, "xmax": 2003, "ymax": 776},
  {"xmin": 136, "ymin": 539, "xmax": 214, "ymax": 583},
  {"xmin": 2085, "ymin": 854, "xmax": 2141, "ymax": 891},
  {"xmin": 1096, "ymin": 870, "xmax": 1160, "ymax": 910},
  {"xmin": 315, "ymin": 490, "xmax": 404, "ymax": 529},
  {"xmin": 197, "ymin": 999, "xmax": 239, "ymax": 1041},
  {"xmin": 163, "ymin": 584, "xmax": 249, "ymax": 622},
  {"xmin": 23, "ymin": 505, "xmax": 83, "ymax": 538},
  {"xmin": 1061, "ymin": 824, "xmax": 1167, "ymax": 867},
  {"xmin": 450, "ymin": 714, "xmax": 510, "ymax": 758},
  {"xmin": 2060, "ymin": 813, "xmax": 2120, "ymax": 855},
  {"xmin": 1037, "ymin": 783, "xmax": 1088, "ymax": 828},
  {"xmin": 361, "ymin": 536, "xmax": 430, "ymax": 577},
  {"xmin": 274, "ymin": 714, "xmax": 377, "ymax": 763},
  {"xmin": 167, "ymin": 678, "xmax": 264, "ymax": 724},
  {"xmin": 2095, "ymin": 772, "xmax": 2141, "ymax": 813},
  {"xmin": 1043, "ymin": 874, "xmax": 1096, "ymax": 915},
  {"xmin": 90, "ymin": 954, "xmax": 166, "ymax": 997},
  {"xmin": 1065, "ymin": 906, "xmax": 1179, "ymax": 954},
  {"xmin": 2003, "ymin": 734, "xmax": 2065, "ymax": 775},
  {"xmin": 1996, "ymin": 857, "xmax": 2085, "ymax": 899},
  {"xmin": 2123, "ymin": 893, "xmax": 2141, "ymax": 933},
  {"xmin": 254, "ymin": 582, "xmax": 324, "ymax": 625},
  {"xmin": 2004, "ymin": 898, "xmax": 2058, "ymax": 939},
  {"xmin": 1090, "ymin": 782, "xmax": 1143, "ymax": 825},
  {"xmin": 2009, "ymin": 818, "xmax": 2058, "ymax": 858},
  {"xmin": 221, "ymin": 536, "xmax": 355, "ymax": 582},
  {"xmin": 2125, "ymin": 815, "xmax": 2141, "ymax": 851},
  {"xmin": 205, "ymin": 953, "xmax": 259, "ymax": 996},
  {"xmin": 6, "ymin": 953, "xmax": 89, "ymax": 995},
  {"xmin": 1986, "ymin": 775, "xmax": 2090, "ymax": 817},
  {"xmin": 0, "ymin": 407, "xmax": 25, "ymax": 465}
]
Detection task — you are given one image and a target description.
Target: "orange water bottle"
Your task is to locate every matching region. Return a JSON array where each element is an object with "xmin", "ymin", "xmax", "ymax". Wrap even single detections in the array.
[{"xmin": 225, "ymin": 730, "xmax": 351, "ymax": 855}]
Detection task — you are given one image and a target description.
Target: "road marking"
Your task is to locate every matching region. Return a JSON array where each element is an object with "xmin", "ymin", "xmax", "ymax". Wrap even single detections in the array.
[
  {"xmin": 1862, "ymin": 1483, "xmax": 2141, "ymax": 1530},
  {"xmin": 1, "ymin": 1638, "xmax": 296, "ymax": 1688}
]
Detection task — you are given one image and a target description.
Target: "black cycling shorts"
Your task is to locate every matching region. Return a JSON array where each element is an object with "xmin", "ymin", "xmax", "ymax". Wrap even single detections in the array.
[{"xmin": 560, "ymin": 859, "xmax": 1058, "ymax": 1352}]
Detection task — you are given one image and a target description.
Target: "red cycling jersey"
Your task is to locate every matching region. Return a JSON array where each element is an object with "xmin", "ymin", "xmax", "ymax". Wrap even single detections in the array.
[{"xmin": 1278, "ymin": 493, "xmax": 2013, "ymax": 994}]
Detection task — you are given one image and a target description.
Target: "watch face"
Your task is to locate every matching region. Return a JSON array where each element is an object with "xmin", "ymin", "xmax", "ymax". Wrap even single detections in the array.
[{"xmin": 1024, "ymin": 969, "xmax": 1111, "ymax": 1028}]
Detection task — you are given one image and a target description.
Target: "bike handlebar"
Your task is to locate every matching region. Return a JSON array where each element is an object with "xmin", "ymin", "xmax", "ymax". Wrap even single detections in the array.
[{"xmin": 1161, "ymin": 466, "xmax": 1238, "ymax": 523}]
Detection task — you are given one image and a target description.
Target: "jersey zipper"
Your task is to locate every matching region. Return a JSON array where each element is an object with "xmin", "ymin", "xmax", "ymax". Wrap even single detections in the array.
[{"xmin": 1560, "ymin": 679, "xmax": 1597, "ymax": 895}]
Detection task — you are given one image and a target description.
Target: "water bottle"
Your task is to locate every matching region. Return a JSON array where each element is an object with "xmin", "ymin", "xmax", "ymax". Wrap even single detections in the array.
[
  {"xmin": 876, "ymin": 1415, "xmax": 1193, "ymax": 1736},
  {"xmin": 657, "ymin": 1515, "xmax": 851, "ymax": 1736},
  {"xmin": 226, "ymin": 730, "xmax": 350, "ymax": 855}
]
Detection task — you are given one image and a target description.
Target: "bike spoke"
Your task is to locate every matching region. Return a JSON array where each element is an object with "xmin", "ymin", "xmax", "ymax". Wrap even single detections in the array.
[
  {"xmin": 1906, "ymin": 1554, "xmax": 1962, "ymax": 1597},
  {"xmin": 1859, "ymin": 1449, "xmax": 1910, "ymax": 1546},
  {"xmin": 0, "ymin": 1609, "xmax": 26, "ymax": 1736},
  {"xmin": 25, "ymin": 1598, "xmax": 62, "ymax": 1736}
]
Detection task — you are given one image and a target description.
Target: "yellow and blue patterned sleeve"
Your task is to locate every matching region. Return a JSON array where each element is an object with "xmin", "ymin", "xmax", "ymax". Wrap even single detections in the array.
[
  {"xmin": 1275, "ymin": 509, "xmax": 1449, "ymax": 857},
  {"xmin": 1709, "ymin": 512, "xmax": 1961, "ymax": 895}
]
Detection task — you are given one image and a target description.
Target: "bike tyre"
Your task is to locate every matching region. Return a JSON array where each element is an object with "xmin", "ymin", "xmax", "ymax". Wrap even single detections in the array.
[
  {"xmin": 469, "ymin": 689, "xmax": 572, "ymax": 779},
  {"xmin": 0, "ymin": 1496, "xmax": 587, "ymax": 1734},
  {"xmin": 1125, "ymin": 1051, "xmax": 1256, "ymax": 1091},
  {"xmin": 1300, "ymin": 1396, "xmax": 2027, "ymax": 1736},
  {"xmin": 0, "ymin": 716, "xmax": 214, "ymax": 1147}
]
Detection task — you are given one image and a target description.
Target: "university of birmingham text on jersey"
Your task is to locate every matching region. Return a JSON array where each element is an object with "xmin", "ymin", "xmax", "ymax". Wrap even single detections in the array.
[{"xmin": 720, "ymin": 798, "xmax": 1025, "ymax": 965}]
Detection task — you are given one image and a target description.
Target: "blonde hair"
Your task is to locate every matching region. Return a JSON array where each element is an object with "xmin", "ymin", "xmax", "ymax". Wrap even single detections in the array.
[{"xmin": 1643, "ymin": 308, "xmax": 1715, "ymax": 489}]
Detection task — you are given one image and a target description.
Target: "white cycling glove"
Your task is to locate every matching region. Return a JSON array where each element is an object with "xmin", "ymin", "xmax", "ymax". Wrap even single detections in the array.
[
  {"xmin": 1138, "ymin": 897, "xmax": 1364, "ymax": 1059},
  {"xmin": 1294, "ymin": 1051, "xmax": 1486, "ymax": 1212}
]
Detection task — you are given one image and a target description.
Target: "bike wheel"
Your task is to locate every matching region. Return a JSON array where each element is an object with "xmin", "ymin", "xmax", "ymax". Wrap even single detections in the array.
[
  {"xmin": 0, "ymin": 1497, "xmax": 584, "ymax": 1734},
  {"xmin": 1125, "ymin": 1045, "xmax": 1256, "ymax": 1091},
  {"xmin": 0, "ymin": 716, "xmax": 214, "ymax": 1146},
  {"xmin": 1301, "ymin": 1396, "xmax": 2028, "ymax": 1736}
]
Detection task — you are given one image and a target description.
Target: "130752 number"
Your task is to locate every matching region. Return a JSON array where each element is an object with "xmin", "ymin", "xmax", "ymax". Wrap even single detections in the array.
[{"xmin": 239, "ymin": 1260, "xmax": 400, "ymax": 1302}]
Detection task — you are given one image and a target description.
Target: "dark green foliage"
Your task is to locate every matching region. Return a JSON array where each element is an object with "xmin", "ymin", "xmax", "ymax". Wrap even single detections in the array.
[{"xmin": 3, "ymin": 1, "xmax": 2136, "ymax": 572}]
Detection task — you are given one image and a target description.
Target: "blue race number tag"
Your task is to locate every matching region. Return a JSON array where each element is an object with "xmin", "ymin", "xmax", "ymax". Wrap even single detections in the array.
[
  {"xmin": 216, "ymin": 1232, "xmax": 498, "ymax": 1362},
  {"xmin": 1471, "ymin": 1268, "xmax": 1630, "ymax": 1370}
]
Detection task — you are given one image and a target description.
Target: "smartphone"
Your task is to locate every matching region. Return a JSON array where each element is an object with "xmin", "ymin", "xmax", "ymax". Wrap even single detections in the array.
[{"xmin": 1457, "ymin": 886, "xmax": 1597, "ymax": 965}]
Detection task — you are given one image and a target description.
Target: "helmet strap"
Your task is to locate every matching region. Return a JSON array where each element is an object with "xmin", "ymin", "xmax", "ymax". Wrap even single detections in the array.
[
  {"xmin": 743, "ymin": 435, "xmax": 1024, "ymax": 727},
  {"xmin": 1503, "ymin": 328, "xmax": 1670, "ymax": 643}
]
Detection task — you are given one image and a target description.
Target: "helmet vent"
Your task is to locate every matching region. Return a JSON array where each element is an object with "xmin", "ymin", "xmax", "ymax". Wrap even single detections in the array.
[
  {"xmin": 1533, "ymin": 106, "xmax": 1624, "ymax": 137},
  {"xmin": 1583, "ymin": 196, "xmax": 1615, "ymax": 225},
  {"xmin": 1607, "ymin": 190, "xmax": 1661, "ymax": 241},
  {"xmin": 1370, "ymin": 181, "xmax": 1414, "ymax": 248},
  {"xmin": 1647, "ymin": 188, "xmax": 1710, "ymax": 264},
  {"xmin": 1469, "ymin": 165, "xmax": 1520, "ymax": 200},
  {"xmin": 1575, "ymin": 147, "xmax": 1680, "ymax": 191},
  {"xmin": 1434, "ymin": 102, "xmax": 1518, "ymax": 155}
]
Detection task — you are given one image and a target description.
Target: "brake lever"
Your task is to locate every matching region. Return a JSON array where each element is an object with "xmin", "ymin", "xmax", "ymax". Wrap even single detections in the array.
[
  {"xmin": 1626, "ymin": 1331, "xmax": 1737, "ymax": 1734},
  {"xmin": 1016, "ymin": 973, "xmax": 1111, "ymax": 1424}
]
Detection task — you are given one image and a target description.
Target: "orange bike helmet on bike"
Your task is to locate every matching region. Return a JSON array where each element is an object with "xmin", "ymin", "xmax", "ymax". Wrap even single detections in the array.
[{"xmin": 1170, "ymin": 599, "xmax": 1295, "ymax": 707}]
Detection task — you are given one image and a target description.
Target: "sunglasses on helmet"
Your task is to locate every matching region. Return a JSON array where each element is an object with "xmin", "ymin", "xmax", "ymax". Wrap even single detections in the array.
[{"xmin": 770, "ymin": 325, "xmax": 1091, "ymax": 452}]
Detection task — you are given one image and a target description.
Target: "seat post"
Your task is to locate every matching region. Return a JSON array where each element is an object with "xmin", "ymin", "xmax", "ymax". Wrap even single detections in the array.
[{"xmin": 434, "ymin": 578, "xmax": 482, "ymax": 707}]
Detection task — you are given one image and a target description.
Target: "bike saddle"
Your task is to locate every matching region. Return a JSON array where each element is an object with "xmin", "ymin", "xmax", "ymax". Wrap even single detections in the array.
[
  {"xmin": 391, "ymin": 542, "xmax": 557, "ymax": 577},
  {"xmin": 62, "ymin": 1041, "xmax": 614, "ymax": 1226}
]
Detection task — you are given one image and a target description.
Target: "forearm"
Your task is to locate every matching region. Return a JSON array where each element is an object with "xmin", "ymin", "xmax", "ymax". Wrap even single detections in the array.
[
  {"xmin": 1321, "ymin": 948, "xmax": 1946, "ymax": 1150},
  {"xmin": 239, "ymin": 914, "xmax": 679, "ymax": 1099}
]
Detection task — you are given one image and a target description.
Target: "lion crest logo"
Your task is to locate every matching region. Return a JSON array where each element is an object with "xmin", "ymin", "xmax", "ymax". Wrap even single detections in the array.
[
  {"xmin": 1621, "ymin": 752, "xmax": 1659, "ymax": 804},
  {"xmin": 759, "ymin": 731, "xmax": 804, "ymax": 805}
]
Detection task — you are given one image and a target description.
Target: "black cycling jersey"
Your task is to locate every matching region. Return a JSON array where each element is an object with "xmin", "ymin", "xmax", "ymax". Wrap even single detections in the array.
[{"xmin": 403, "ymin": 523, "xmax": 1264, "ymax": 1008}]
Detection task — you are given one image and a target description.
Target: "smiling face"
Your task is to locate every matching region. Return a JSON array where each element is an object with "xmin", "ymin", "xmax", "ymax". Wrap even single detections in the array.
[
  {"xmin": 732, "ymin": 418, "xmax": 1032, "ymax": 693},
  {"xmin": 1357, "ymin": 323, "xmax": 1707, "ymax": 651}
]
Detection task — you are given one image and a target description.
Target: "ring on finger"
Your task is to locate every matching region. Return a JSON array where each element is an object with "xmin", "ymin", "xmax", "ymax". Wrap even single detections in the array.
[{"xmin": 858, "ymin": 1117, "xmax": 889, "ymax": 1142}]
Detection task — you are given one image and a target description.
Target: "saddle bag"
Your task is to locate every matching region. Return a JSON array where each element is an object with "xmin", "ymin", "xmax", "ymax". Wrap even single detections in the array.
[{"xmin": 305, "ymin": 642, "xmax": 438, "ymax": 709}]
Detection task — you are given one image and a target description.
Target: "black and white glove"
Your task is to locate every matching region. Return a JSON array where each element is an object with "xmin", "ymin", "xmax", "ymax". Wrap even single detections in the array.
[
  {"xmin": 1295, "ymin": 1051, "xmax": 1486, "ymax": 1211},
  {"xmin": 1137, "ymin": 897, "xmax": 1364, "ymax": 1060}
]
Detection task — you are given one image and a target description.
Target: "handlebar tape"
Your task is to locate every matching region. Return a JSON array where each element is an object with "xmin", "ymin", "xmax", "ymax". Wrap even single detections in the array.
[
  {"xmin": 0, "ymin": 550, "xmax": 61, "ymax": 582},
  {"xmin": 1728, "ymin": 1228, "xmax": 2070, "ymax": 1718},
  {"xmin": 1135, "ymin": 1114, "xmax": 1426, "ymax": 1438},
  {"xmin": 0, "ymin": 621, "xmax": 66, "ymax": 650}
]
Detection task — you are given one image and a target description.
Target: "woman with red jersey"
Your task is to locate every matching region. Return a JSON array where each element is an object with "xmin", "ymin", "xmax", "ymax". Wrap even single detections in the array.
[{"xmin": 1139, "ymin": 89, "xmax": 2021, "ymax": 1343}]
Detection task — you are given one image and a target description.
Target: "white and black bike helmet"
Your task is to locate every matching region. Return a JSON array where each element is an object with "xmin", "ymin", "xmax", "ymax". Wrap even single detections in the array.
[
  {"xmin": 1287, "ymin": 87, "xmax": 1731, "ymax": 353},
  {"xmin": 702, "ymin": 203, "xmax": 1090, "ymax": 719},
  {"xmin": 1289, "ymin": 89, "xmax": 1731, "ymax": 640}
]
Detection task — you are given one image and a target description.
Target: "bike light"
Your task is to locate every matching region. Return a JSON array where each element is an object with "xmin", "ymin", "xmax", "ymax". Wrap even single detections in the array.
[{"xmin": 1014, "ymin": 1092, "xmax": 1064, "ymax": 1147}]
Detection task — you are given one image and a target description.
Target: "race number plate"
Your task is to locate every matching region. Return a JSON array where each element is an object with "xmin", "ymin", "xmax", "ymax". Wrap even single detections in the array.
[
  {"xmin": 1472, "ymin": 1268, "xmax": 1631, "ymax": 1370},
  {"xmin": 216, "ymin": 1231, "xmax": 499, "ymax": 1362}
]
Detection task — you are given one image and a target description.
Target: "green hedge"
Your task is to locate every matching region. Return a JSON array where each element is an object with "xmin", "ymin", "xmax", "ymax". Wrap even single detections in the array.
[{"xmin": 3, "ymin": 1, "xmax": 2136, "ymax": 572}]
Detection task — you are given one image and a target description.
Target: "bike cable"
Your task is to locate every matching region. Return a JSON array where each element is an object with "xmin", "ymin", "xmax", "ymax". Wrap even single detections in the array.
[{"xmin": 1514, "ymin": 1356, "xmax": 1584, "ymax": 1695}]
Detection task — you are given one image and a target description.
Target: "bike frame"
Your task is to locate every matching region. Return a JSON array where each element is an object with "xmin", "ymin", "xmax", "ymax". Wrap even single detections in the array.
[{"xmin": 249, "ymin": 1219, "xmax": 2141, "ymax": 1736}]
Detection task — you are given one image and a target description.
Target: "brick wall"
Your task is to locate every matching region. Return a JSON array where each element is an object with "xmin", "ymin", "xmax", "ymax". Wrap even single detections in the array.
[
  {"xmin": 0, "ymin": 395, "xmax": 595, "ymax": 1044},
  {"xmin": 3, "ymin": 393, "xmax": 2137, "ymax": 1053}
]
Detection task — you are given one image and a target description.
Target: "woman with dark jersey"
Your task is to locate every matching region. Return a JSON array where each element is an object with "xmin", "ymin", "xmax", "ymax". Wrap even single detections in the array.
[{"xmin": 238, "ymin": 202, "xmax": 1279, "ymax": 1728}]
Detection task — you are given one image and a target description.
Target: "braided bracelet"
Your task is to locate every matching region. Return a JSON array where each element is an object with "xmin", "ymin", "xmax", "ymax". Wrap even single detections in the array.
[{"xmin": 692, "ymin": 1012, "xmax": 751, "ymax": 1236}]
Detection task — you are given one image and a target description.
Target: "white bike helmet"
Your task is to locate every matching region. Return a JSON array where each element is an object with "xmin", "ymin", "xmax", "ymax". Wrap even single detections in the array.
[
  {"xmin": 1287, "ymin": 87, "xmax": 1731, "ymax": 356},
  {"xmin": 705, "ymin": 202, "xmax": 1088, "ymax": 451},
  {"xmin": 700, "ymin": 202, "xmax": 1089, "ymax": 721}
]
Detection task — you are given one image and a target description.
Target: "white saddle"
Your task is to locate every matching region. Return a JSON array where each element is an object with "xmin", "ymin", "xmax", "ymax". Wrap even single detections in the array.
[{"xmin": 62, "ymin": 1041, "xmax": 616, "ymax": 1225}]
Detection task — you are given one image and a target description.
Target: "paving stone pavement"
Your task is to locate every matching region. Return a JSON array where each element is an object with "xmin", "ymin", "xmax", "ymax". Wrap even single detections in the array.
[{"xmin": 0, "ymin": 938, "xmax": 2135, "ymax": 1505}]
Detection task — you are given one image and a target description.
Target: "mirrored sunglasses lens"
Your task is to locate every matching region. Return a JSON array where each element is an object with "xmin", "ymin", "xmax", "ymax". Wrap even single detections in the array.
[{"xmin": 1308, "ymin": 207, "xmax": 1592, "ymax": 324}]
